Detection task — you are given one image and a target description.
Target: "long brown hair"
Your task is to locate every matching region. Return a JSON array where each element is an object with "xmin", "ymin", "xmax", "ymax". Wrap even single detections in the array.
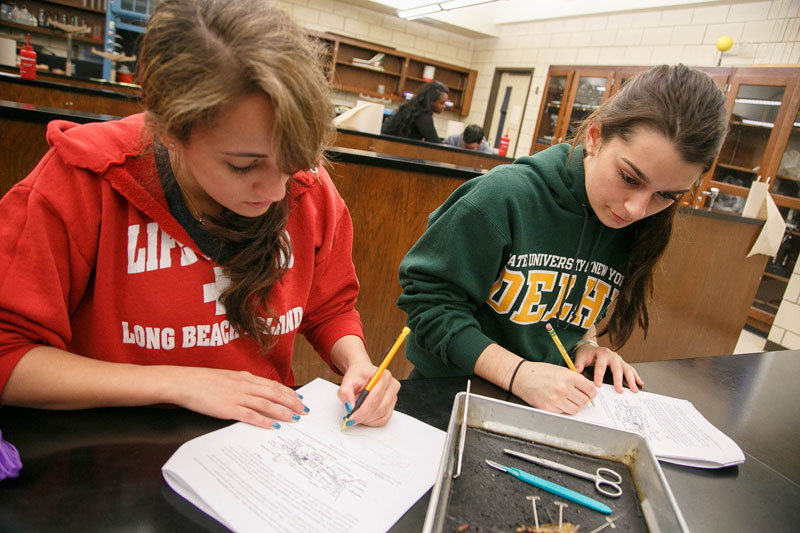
[
  {"xmin": 570, "ymin": 64, "xmax": 728, "ymax": 348},
  {"xmin": 382, "ymin": 81, "xmax": 449, "ymax": 138},
  {"xmin": 138, "ymin": 0, "xmax": 333, "ymax": 349}
]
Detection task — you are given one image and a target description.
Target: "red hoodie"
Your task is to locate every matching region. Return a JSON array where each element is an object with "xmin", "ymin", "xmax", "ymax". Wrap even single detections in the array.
[{"xmin": 0, "ymin": 114, "xmax": 364, "ymax": 391}]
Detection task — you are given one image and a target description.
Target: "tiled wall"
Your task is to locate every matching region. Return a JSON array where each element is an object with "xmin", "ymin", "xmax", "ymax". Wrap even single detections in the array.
[{"xmin": 770, "ymin": 257, "xmax": 800, "ymax": 348}]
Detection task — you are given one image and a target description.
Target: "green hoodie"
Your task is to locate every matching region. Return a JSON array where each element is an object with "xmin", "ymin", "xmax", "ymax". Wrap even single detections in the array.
[{"xmin": 398, "ymin": 143, "xmax": 634, "ymax": 377}]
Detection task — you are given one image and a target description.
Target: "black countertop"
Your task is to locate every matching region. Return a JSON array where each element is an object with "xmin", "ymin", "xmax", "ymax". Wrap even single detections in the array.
[
  {"xmin": 336, "ymin": 127, "xmax": 514, "ymax": 163},
  {"xmin": 1, "ymin": 350, "xmax": 798, "ymax": 532},
  {"xmin": 0, "ymin": 71, "xmax": 139, "ymax": 100},
  {"xmin": 326, "ymin": 145, "xmax": 487, "ymax": 179},
  {"xmin": 0, "ymin": 98, "xmax": 121, "ymax": 123}
]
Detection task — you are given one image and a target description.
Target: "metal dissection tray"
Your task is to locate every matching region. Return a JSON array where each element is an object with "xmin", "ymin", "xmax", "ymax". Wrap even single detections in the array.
[{"xmin": 423, "ymin": 392, "xmax": 687, "ymax": 532}]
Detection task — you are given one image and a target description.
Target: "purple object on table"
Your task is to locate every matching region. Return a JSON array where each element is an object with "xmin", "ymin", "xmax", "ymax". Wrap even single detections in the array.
[{"xmin": 0, "ymin": 429, "xmax": 22, "ymax": 480}]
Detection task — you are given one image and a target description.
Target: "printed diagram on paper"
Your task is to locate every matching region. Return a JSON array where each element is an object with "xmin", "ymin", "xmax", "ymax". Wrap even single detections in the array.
[
  {"xmin": 604, "ymin": 397, "xmax": 662, "ymax": 442},
  {"xmin": 265, "ymin": 436, "xmax": 367, "ymax": 500}
]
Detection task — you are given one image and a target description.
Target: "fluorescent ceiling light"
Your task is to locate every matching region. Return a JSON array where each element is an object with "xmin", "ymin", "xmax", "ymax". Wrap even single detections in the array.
[
  {"xmin": 440, "ymin": 0, "xmax": 495, "ymax": 8},
  {"xmin": 398, "ymin": 5, "xmax": 442, "ymax": 18},
  {"xmin": 397, "ymin": 0, "xmax": 498, "ymax": 19}
]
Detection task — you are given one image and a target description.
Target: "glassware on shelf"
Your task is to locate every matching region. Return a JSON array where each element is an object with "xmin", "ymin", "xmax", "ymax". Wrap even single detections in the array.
[
  {"xmin": 774, "ymin": 109, "xmax": 800, "ymax": 202},
  {"xmin": 566, "ymin": 76, "xmax": 606, "ymax": 139},
  {"xmin": 536, "ymin": 75, "xmax": 566, "ymax": 145},
  {"xmin": 713, "ymin": 84, "xmax": 787, "ymax": 196}
]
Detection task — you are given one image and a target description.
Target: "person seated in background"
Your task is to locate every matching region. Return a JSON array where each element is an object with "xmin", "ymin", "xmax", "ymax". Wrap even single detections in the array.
[
  {"xmin": 444, "ymin": 124, "xmax": 498, "ymax": 154},
  {"xmin": 381, "ymin": 81, "xmax": 449, "ymax": 143}
]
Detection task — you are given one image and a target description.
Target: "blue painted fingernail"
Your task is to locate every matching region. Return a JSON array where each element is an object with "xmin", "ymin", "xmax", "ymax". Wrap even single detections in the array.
[
  {"xmin": 345, "ymin": 419, "xmax": 356, "ymax": 427},
  {"xmin": 292, "ymin": 414, "xmax": 301, "ymax": 421},
  {"xmin": 343, "ymin": 415, "xmax": 348, "ymax": 420},
  {"xmin": 296, "ymin": 393, "xmax": 303, "ymax": 399},
  {"xmin": 303, "ymin": 406, "xmax": 310, "ymax": 413},
  {"xmin": 345, "ymin": 401, "xmax": 352, "ymax": 414},
  {"xmin": 272, "ymin": 422, "xmax": 281, "ymax": 429}
]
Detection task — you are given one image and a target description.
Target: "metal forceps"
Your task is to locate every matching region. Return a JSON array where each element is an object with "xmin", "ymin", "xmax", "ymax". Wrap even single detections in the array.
[{"xmin": 504, "ymin": 449, "xmax": 623, "ymax": 498}]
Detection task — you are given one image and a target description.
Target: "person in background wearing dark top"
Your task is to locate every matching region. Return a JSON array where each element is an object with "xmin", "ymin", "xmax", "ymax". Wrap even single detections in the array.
[
  {"xmin": 444, "ymin": 124, "xmax": 498, "ymax": 154},
  {"xmin": 382, "ymin": 81, "xmax": 448, "ymax": 143}
]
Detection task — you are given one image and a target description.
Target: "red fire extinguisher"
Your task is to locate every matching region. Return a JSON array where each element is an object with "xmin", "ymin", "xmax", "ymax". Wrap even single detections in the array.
[
  {"xmin": 19, "ymin": 33, "xmax": 37, "ymax": 81},
  {"xmin": 497, "ymin": 129, "xmax": 511, "ymax": 157}
]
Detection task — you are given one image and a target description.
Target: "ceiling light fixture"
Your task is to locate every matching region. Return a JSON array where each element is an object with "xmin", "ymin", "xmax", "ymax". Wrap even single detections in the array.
[
  {"xmin": 397, "ymin": 0, "xmax": 498, "ymax": 20},
  {"xmin": 397, "ymin": 5, "xmax": 443, "ymax": 19}
]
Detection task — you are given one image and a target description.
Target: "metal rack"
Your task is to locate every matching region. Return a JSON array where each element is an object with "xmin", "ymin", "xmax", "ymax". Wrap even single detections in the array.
[{"xmin": 101, "ymin": 0, "xmax": 153, "ymax": 80}]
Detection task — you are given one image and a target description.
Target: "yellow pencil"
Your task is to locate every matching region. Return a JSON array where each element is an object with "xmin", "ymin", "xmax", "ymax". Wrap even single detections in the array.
[
  {"xmin": 341, "ymin": 326, "xmax": 411, "ymax": 430},
  {"xmin": 545, "ymin": 323, "xmax": 595, "ymax": 406}
]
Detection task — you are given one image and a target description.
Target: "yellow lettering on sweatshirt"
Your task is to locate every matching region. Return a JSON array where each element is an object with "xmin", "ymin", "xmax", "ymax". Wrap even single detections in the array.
[{"xmin": 511, "ymin": 271, "xmax": 557, "ymax": 324}]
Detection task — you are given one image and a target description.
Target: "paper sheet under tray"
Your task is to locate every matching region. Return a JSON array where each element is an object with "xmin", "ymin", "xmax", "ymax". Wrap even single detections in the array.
[{"xmin": 423, "ymin": 392, "xmax": 688, "ymax": 532}]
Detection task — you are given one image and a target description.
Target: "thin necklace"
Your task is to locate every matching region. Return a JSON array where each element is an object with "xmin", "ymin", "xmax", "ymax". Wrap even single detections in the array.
[{"xmin": 174, "ymin": 178, "xmax": 206, "ymax": 226}]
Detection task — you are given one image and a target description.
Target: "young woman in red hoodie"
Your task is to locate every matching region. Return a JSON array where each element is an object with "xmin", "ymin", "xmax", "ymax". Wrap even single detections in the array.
[{"xmin": 0, "ymin": 0, "xmax": 399, "ymax": 430}]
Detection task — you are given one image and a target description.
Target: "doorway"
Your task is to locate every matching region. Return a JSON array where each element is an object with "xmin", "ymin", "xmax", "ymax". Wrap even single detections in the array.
[{"xmin": 484, "ymin": 68, "xmax": 534, "ymax": 157}]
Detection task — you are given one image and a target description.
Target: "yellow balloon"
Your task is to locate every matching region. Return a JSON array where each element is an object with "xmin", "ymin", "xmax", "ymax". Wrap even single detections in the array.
[{"xmin": 717, "ymin": 36, "xmax": 733, "ymax": 52}]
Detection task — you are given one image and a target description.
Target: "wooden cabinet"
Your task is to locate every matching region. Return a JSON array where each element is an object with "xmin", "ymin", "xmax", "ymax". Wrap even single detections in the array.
[
  {"xmin": 315, "ymin": 32, "xmax": 477, "ymax": 116},
  {"xmin": 531, "ymin": 66, "xmax": 647, "ymax": 153},
  {"xmin": 694, "ymin": 66, "xmax": 800, "ymax": 334},
  {"xmin": 531, "ymin": 65, "xmax": 729, "ymax": 154}
]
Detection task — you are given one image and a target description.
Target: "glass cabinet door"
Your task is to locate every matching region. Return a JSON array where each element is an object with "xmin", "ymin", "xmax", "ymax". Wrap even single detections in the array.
[
  {"xmin": 767, "ymin": 105, "xmax": 800, "ymax": 279},
  {"xmin": 711, "ymin": 83, "xmax": 788, "ymax": 213},
  {"xmin": 563, "ymin": 71, "xmax": 612, "ymax": 142},
  {"xmin": 536, "ymin": 75, "xmax": 568, "ymax": 145},
  {"xmin": 773, "ymin": 105, "xmax": 800, "ymax": 214},
  {"xmin": 753, "ymin": 104, "xmax": 799, "ymax": 319},
  {"xmin": 531, "ymin": 69, "xmax": 573, "ymax": 153}
]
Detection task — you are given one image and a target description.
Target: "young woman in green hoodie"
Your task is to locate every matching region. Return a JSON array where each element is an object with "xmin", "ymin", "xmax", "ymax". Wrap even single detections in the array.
[{"xmin": 398, "ymin": 64, "xmax": 728, "ymax": 414}]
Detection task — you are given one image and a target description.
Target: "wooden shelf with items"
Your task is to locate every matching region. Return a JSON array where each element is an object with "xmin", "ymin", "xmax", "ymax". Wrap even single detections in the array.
[
  {"xmin": 0, "ymin": 19, "xmax": 101, "ymax": 44},
  {"xmin": 41, "ymin": 0, "xmax": 106, "ymax": 14},
  {"xmin": 692, "ymin": 66, "xmax": 800, "ymax": 335},
  {"xmin": 312, "ymin": 31, "xmax": 476, "ymax": 116},
  {"xmin": 0, "ymin": 1, "xmax": 106, "ymax": 42}
]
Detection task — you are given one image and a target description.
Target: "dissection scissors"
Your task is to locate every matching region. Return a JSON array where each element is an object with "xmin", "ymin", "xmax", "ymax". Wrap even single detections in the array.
[{"xmin": 504, "ymin": 448, "xmax": 623, "ymax": 498}]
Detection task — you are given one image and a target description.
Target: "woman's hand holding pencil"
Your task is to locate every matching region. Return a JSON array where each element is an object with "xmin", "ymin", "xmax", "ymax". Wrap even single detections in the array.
[{"xmin": 336, "ymin": 328, "xmax": 408, "ymax": 429}]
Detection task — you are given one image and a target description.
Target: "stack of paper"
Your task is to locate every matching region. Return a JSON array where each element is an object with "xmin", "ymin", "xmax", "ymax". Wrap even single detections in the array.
[
  {"xmin": 163, "ymin": 379, "xmax": 446, "ymax": 533},
  {"xmin": 571, "ymin": 384, "xmax": 745, "ymax": 468}
]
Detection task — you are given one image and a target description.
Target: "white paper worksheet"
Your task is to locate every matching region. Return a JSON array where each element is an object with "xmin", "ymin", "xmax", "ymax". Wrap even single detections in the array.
[
  {"xmin": 162, "ymin": 378, "xmax": 446, "ymax": 533},
  {"xmin": 571, "ymin": 383, "xmax": 744, "ymax": 468}
]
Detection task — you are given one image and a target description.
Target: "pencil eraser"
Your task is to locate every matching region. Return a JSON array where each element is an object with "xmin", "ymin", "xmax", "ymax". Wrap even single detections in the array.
[{"xmin": 545, "ymin": 323, "xmax": 553, "ymax": 331}]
